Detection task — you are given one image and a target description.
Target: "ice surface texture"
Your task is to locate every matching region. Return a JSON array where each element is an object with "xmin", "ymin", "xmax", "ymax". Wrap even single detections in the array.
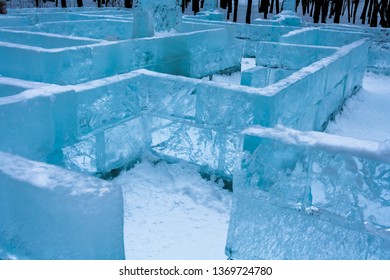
[
  {"xmin": 0, "ymin": 151, "xmax": 124, "ymax": 260},
  {"xmin": 226, "ymin": 125, "xmax": 390, "ymax": 259},
  {"xmin": 280, "ymin": 27, "xmax": 390, "ymax": 74},
  {"xmin": 0, "ymin": 21, "xmax": 241, "ymax": 84}
]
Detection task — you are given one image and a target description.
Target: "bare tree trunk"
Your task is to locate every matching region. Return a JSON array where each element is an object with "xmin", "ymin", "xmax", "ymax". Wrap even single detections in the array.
[
  {"xmin": 193, "ymin": 0, "xmax": 200, "ymax": 15},
  {"xmin": 322, "ymin": 0, "xmax": 330, "ymax": 22},
  {"xmin": 370, "ymin": 0, "xmax": 379, "ymax": 26},
  {"xmin": 302, "ymin": 0, "xmax": 308, "ymax": 15},
  {"xmin": 310, "ymin": 0, "xmax": 316, "ymax": 16},
  {"xmin": 227, "ymin": 0, "xmax": 233, "ymax": 20},
  {"xmin": 61, "ymin": 0, "xmax": 67, "ymax": 8},
  {"xmin": 368, "ymin": 0, "xmax": 375, "ymax": 23},
  {"xmin": 379, "ymin": 0, "xmax": 389, "ymax": 27},
  {"xmin": 333, "ymin": 0, "xmax": 343, "ymax": 22},
  {"xmin": 233, "ymin": 0, "xmax": 239, "ymax": 22},
  {"xmin": 246, "ymin": 0, "xmax": 253, "ymax": 23},
  {"xmin": 313, "ymin": 0, "xmax": 323, "ymax": 23},
  {"xmin": 77, "ymin": 0, "xmax": 83, "ymax": 7},
  {"xmin": 181, "ymin": 0, "xmax": 185, "ymax": 12},
  {"xmin": 124, "ymin": 0, "xmax": 133, "ymax": 8},
  {"xmin": 259, "ymin": 0, "xmax": 269, "ymax": 18},
  {"xmin": 352, "ymin": 0, "xmax": 359, "ymax": 23},
  {"xmin": 361, "ymin": 0, "xmax": 370, "ymax": 23},
  {"xmin": 387, "ymin": 0, "xmax": 390, "ymax": 24},
  {"xmin": 0, "ymin": 0, "xmax": 7, "ymax": 14}
]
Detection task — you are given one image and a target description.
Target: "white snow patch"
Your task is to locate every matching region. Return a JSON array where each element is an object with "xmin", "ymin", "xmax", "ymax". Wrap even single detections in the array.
[
  {"xmin": 114, "ymin": 160, "xmax": 232, "ymax": 260},
  {"xmin": 327, "ymin": 73, "xmax": 390, "ymax": 142}
]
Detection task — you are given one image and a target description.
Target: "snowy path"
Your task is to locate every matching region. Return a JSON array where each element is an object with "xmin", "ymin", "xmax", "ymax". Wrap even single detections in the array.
[
  {"xmin": 326, "ymin": 73, "xmax": 390, "ymax": 141},
  {"xmin": 114, "ymin": 160, "xmax": 232, "ymax": 260}
]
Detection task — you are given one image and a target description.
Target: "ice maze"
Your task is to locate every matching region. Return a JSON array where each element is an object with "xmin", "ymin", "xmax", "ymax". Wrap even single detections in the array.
[{"xmin": 1, "ymin": 2, "xmax": 390, "ymax": 259}]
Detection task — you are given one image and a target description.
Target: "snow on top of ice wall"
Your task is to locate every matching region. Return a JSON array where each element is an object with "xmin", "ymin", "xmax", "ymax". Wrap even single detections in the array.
[{"xmin": 242, "ymin": 125, "xmax": 390, "ymax": 164}]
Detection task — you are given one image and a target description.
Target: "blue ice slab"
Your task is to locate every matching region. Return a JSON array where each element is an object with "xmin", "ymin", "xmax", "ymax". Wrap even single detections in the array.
[
  {"xmin": 0, "ymin": 86, "xmax": 77, "ymax": 161},
  {"xmin": 256, "ymin": 41, "xmax": 338, "ymax": 70},
  {"xmin": 241, "ymin": 66, "xmax": 294, "ymax": 88},
  {"xmin": 0, "ymin": 15, "xmax": 30, "ymax": 27},
  {"xmin": 226, "ymin": 125, "xmax": 390, "ymax": 259},
  {"xmin": 0, "ymin": 151, "xmax": 124, "ymax": 260},
  {"xmin": 135, "ymin": 0, "xmax": 181, "ymax": 32},
  {"xmin": 0, "ymin": 25, "xmax": 241, "ymax": 84},
  {"xmin": 148, "ymin": 116, "xmax": 240, "ymax": 176},
  {"xmin": 32, "ymin": 19, "xmax": 133, "ymax": 40},
  {"xmin": 63, "ymin": 117, "xmax": 145, "ymax": 174},
  {"xmin": 280, "ymin": 27, "xmax": 369, "ymax": 47},
  {"xmin": 0, "ymin": 33, "xmax": 368, "ymax": 175},
  {"xmin": 0, "ymin": 29, "xmax": 101, "ymax": 48},
  {"xmin": 74, "ymin": 73, "xmax": 142, "ymax": 136},
  {"xmin": 0, "ymin": 77, "xmax": 46, "ymax": 97}
]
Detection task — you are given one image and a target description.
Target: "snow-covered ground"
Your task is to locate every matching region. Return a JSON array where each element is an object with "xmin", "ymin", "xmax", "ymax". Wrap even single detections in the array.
[
  {"xmin": 326, "ymin": 73, "xmax": 390, "ymax": 141},
  {"xmin": 114, "ymin": 158, "xmax": 232, "ymax": 260}
]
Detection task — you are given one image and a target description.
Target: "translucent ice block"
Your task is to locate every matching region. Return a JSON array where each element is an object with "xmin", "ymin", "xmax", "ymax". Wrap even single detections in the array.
[
  {"xmin": 226, "ymin": 125, "xmax": 390, "ymax": 259},
  {"xmin": 148, "ymin": 116, "xmax": 240, "ymax": 177},
  {"xmin": 0, "ymin": 87, "xmax": 77, "ymax": 160},
  {"xmin": 280, "ymin": 28, "xmax": 368, "ymax": 47},
  {"xmin": 241, "ymin": 66, "xmax": 294, "ymax": 88},
  {"xmin": 63, "ymin": 117, "xmax": 146, "ymax": 174},
  {"xmin": 0, "ymin": 29, "xmax": 100, "ymax": 48},
  {"xmin": 35, "ymin": 19, "xmax": 134, "ymax": 41},
  {"xmin": 134, "ymin": 0, "xmax": 181, "ymax": 32},
  {"xmin": 256, "ymin": 41, "xmax": 337, "ymax": 70},
  {"xmin": 0, "ymin": 151, "xmax": 125, "ymax": 260}
]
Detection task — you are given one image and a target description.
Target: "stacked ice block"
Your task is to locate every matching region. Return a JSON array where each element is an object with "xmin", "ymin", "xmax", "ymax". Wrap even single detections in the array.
[{"xmin": 226, "ymin": 125, "xmax": 390, "ymax": 259}]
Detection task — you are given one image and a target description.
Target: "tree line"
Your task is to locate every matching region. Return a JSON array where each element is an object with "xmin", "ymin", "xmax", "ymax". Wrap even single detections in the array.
[
  {"xmin": 12, "ymin": 0, "xmax": 389, "ymax": 27},
  {"xmin": 188, "ymin": 0, "xmax": 389, "ymax": 27}
]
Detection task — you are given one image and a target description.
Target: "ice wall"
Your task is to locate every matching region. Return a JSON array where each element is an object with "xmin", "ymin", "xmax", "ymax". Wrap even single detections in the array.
[
  {"xmin": 241, "ymin": 66, "xmax": 294, "ymax": 88},
  {"xmin": 134, "ymin": 0, "xmax": 181, "ymax": 32},
  {"xmin": 0, "ymin": 86, "xmax": 77, "ymax": 161},
  {"xmin": 0, "ymin": 36, "xmax": 368, "ymax": 177},
  {"xmin": 226, "ymin": 125, "xmax": 390, "ymax": 259},
  {"xmin": 183, "ymin": 17, "xmax": 300, "ymax": 56},
  {"xmin": 255, "ymin": 42, "xmax": 337, "ymax": 70},
  {"xmin": 0, "ymin": 151, "xmax": 125, "ymax": 260},
  {"xmin": 281, "ymin": 26, "xmax": 390, "ymax": 75},
  {"xmin": 31, "ymin": 19, "xmax": 134, "ymax": 40},
  {"xmin": 0, "ymin": 29, "xmax": 101, "ymax": 48},
  {"xmin": 0, "ymin": 25, "xmax": 241, "ymax": 84},
  {"xmin": 280, "ymin": 27, "xmax": 368, "ymax": 47},
  {"xmin": 50, "ymin": 33, "xmax": 368, "ymax": 176}
]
